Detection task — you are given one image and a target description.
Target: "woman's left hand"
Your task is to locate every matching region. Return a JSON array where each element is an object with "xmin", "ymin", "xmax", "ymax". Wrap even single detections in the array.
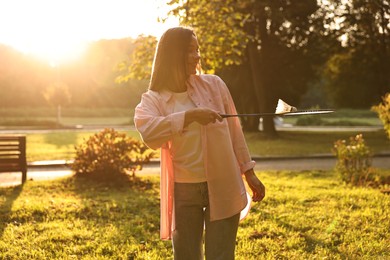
[{"xmin": 244, "ymin": 169, "xmax": 266, "ymax": 202}]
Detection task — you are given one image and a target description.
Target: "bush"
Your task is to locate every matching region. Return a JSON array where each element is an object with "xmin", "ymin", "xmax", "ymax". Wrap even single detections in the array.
[
  {"xmin": 371, "ymin": 92, "xmax": 390, "ymax": 139},
  {"xmin": 72, "ymin": 128, "xmax": 155, "ymax": 181},
  {"xmin": 332, "ymin": 134, "xmax": 379, "ymax": 187}
]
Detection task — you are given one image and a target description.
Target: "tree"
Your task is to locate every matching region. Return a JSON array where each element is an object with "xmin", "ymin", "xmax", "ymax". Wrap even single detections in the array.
[
  {"xmin": 167, "ymin": 0, "xmax": 320, "ymax": 135},
  {"xmin": 43, "ymin": 82, "xmax": 71, "ymax": 126},
  {"xmin": 322, "ymin": 0, "xmax": 390, "ymax": 108},
  {"xmin": 116, "ymin": 36, "xmax": 157, "ymax": 83}
]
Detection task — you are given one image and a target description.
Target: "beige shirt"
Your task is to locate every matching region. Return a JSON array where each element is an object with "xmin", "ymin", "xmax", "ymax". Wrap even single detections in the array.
[
  {"xmin": 171, "ymin": 91, "xmax": 206, "ymax": 183},
  {"xmin": 134, "ymin": 74, "xmax": 255, "ymax": 240}
]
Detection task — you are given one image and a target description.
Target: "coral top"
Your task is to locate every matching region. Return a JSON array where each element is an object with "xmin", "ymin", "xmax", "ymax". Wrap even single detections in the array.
[{"xmin": 134, "ymin": 74, "xmax": 255, "ymax": 240}]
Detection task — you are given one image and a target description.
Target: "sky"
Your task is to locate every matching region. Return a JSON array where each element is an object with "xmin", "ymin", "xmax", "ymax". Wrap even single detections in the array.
[{"xmin": 0, "ymin": 0, "xmax": 179, "ymax": 64}]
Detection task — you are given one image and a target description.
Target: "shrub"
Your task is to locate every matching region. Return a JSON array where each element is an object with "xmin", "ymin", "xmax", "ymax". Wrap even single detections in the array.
[
  {"xmin": 332, "ymin": 134, "xmax": 379, "ymax": 187},
  {"xmin": 371, "ymin": 92, "xmax": 390, "ymax": 139},
  {"xmin": 72, "ymin": 128, "xmax": 155, "ymax": 181}
]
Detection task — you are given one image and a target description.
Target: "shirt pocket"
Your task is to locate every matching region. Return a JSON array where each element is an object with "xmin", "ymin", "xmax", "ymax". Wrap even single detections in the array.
[{"xmin": 204, "ymin": 95, "xmax": 225, "ymax": 112}]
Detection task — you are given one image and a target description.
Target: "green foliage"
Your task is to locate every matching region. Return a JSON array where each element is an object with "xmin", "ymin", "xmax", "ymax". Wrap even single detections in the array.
[
  {"xmin": 372, "ymin": 93, "xmax": 390, "ymax": 139},
  {"xmin": 165, "ymin": 0, "xmax": 325, "ymax": 133},
  {"xmin": 321, "ymin": 1, "xmax": 390, "ymax": 108},
  {"xmin": 323, "ymin": 50, "xmax": 388, "ymax": 108},
  {"xmin": 168, "ymin": 0, "xmax": 248, "ymax": 73},
  {"xmin": 71, "ymin": 128, "xmax": 155, "ymax": 181},
  {"xmin": 116, "ymin": 36, "xmax": 157, "ymax": 82},
  {"xmin": 332, "ymin": 134, "xmax": 379, "ymax": 187}
]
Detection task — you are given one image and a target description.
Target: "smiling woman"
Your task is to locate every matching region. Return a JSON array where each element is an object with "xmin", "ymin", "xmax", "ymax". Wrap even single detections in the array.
[{"xmin": 0, "ymin": 0, "xmax": 178, "ymax": 65}]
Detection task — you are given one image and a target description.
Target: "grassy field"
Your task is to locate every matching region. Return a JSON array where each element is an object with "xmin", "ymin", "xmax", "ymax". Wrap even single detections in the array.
[
  {"xmin": 18, "ymin": 129, "xmax": 390, "ymax": 162},
  {"xmin": 0, "ymin": 108, "xmax": 133, "ymax": 127},
  {"xmin": 0, "ymin": 171, "xmax": 389, "ymax": 259},
  {"xmin": 245, "ymin": 130, "xmax": 390, "ymax": 158}
]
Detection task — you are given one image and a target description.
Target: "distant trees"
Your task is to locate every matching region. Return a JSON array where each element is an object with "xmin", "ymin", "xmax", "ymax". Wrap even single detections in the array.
[
  {"xmin": 322, "ymin": 0, "xmax": 390, "ymax": 108},
  {"xmin": 0, "ymin": 39, "xmax": 148, "ymax": 110}
]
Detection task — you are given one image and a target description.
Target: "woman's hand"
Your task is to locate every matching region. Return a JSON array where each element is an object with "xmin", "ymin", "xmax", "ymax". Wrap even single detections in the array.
[
  {"xmin": 244, "ymin": 169, "xmax": 266, "ymax": 202},
  {"xmin": 185, "ymin": 108, "xmax": 223, "ymax": 126}
]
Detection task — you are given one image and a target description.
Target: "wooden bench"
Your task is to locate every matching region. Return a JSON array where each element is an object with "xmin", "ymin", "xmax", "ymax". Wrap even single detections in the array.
[{"xmin": 0, "ymin": 136, "xmax": 27, "ymax": 184}]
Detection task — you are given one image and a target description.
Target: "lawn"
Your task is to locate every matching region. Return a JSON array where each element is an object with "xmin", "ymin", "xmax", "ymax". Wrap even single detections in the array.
[
  {"xmin": 0, "ymin": 171, "xmax": 389, "ymax": 259},
  {"xmin": 24, "ymin": 129, "xmax": 141, "ymax": 162},
  {"xmin": 245, "ymin": 130, "xmax": 390, "ymax": 158}
]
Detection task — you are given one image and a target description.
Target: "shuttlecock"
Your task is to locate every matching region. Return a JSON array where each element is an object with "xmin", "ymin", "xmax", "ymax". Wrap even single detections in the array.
[{"xmin": 275, "ymin": 99, "xmax": 297, "ymax": 114}]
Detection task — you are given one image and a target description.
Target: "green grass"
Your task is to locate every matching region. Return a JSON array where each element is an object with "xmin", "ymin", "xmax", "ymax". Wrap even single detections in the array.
[
  {"xmin": 24, "ymin": 130, "xmax": 141, "ymax": 162},
  {"xmin": 1, "ymin": 171, "xmax": 389, "ymax": 259},
  {"xmin": 0, "ymin": 107, "xmax": 133, "ymax": 127},
  {"xmin": 0, "ymin": 107, "xmax": 132, "ymax": 118},
  {"xmin": 245, "ymin": 130, "xmax": 390, "ymax": 158}
]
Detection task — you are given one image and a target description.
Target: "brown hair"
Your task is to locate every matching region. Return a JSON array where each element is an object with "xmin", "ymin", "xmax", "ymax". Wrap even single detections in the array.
[{"xmin": 149, "ymin": 27, "xmax": 195, "ymax": 92}]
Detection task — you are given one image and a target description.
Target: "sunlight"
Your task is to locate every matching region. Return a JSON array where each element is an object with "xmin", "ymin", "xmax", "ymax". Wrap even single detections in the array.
[
  {"xmin": 0, "ymin": 0, "xmax": 179, "ymax": 65},
  {"xmin": 20, "ymin": 39, "xmax": 88, "ymax": 66}
]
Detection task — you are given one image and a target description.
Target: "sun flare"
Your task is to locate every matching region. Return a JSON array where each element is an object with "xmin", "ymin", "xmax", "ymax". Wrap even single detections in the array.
[
  {"xmin": 0, "ymin": 0, "xmax": 178, "ymax": 65},
  {"xmin": 13, "ymin": 38, "xmax": 88, "ymax": 66}
]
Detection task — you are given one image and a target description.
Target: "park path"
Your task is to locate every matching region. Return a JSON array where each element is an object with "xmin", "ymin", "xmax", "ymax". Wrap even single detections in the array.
[{"xmin": 1, "ymin": 154, "xmax": 389, "ymax": 187}]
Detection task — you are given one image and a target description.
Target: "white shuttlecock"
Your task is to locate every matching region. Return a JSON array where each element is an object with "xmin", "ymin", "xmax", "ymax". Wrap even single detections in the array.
[{"xmin": 275, "ymin": 99, "xmax": 297, "ymax": 114}]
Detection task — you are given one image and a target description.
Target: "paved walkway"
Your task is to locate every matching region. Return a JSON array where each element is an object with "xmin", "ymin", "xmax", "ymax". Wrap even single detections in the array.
[{"xmin": 1, "ymin": 155, "xmax": 389, "ymax": 188}]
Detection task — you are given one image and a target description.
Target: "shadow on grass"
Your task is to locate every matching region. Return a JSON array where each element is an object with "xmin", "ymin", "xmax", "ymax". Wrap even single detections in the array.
[
  {"xmin": 0, "ymin": 184, "xmax": 24, "ymax": 238},
  {"xmin": 248, "ymin": 210, "xmax": 348, "ymax": 258},
  {"xmin": 0, "ymin": 174, "xmax": 169, "ymax": 259},
  {"xmin": 68, "ymin": 174, "xmax": 163, "ymax": 258}
]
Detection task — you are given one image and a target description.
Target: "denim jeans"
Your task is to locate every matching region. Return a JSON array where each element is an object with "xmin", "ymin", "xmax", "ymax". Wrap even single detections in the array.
[{"xmin": 173, "ymin": 182, "xmax": 240, "ymax": 260}]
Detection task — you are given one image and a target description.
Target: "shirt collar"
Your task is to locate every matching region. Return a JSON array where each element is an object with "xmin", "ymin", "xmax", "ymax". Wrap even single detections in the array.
[
  {"xmin": 160, "ymin": 90, "xmax": 173, "ymax": 102},
  {"xmin": 159, "ymin": 76, "xmax": 196, "ymax": 102}
]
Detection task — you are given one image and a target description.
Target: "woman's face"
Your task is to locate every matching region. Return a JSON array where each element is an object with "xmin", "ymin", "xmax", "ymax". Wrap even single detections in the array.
[{"xmin": 186, "ymin": 35, "xmax": 200, "ymax": 75}]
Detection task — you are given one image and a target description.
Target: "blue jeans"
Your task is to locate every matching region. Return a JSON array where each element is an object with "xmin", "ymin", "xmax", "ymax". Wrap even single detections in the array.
[{"xmin": 173, "ymin": 182, "xmax": 240, "ymax": 260}]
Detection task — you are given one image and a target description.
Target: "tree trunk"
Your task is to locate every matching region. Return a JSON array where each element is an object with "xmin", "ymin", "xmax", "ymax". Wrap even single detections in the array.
[
  {"xmin": 57, "ymin": 105, "xmax": 61, "ymax": 127},
  {"xmin": 247, "ymin": 42, "xmax": 277, "ymax": 136}
]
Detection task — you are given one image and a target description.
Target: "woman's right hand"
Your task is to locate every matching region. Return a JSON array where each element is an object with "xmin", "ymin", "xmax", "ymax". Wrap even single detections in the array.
[{"xmin": 185, "ymin": 108, "xmax": 223, "ymax": 126}]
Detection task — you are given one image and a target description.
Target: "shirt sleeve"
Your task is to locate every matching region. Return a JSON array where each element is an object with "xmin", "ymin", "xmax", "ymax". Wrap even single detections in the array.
[
  {"xmin": 216, "ymin": 76, "xmax": 256, "ymax": 173},
  {"xmin": 134, "ymin": 91, "xmax": 186, "ymax": 150}
]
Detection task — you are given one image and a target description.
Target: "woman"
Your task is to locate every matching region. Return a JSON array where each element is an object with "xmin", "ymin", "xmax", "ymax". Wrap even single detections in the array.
[{"xmin": 134, "ymin": 27, "xmax": 265, "ymax": 260}]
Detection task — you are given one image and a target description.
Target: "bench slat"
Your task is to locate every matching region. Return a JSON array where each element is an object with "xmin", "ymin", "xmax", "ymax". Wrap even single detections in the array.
[
  {"xmin": 0, "ymin": 135, "xmax": 27, "ymax": 183},
  {"xmin": 0, "ymin": 157, "xmax": 23, "ymax": 162},
  {"xmin": 0, "ymin": 149, "xmax": 22, "ymax": 153}
]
